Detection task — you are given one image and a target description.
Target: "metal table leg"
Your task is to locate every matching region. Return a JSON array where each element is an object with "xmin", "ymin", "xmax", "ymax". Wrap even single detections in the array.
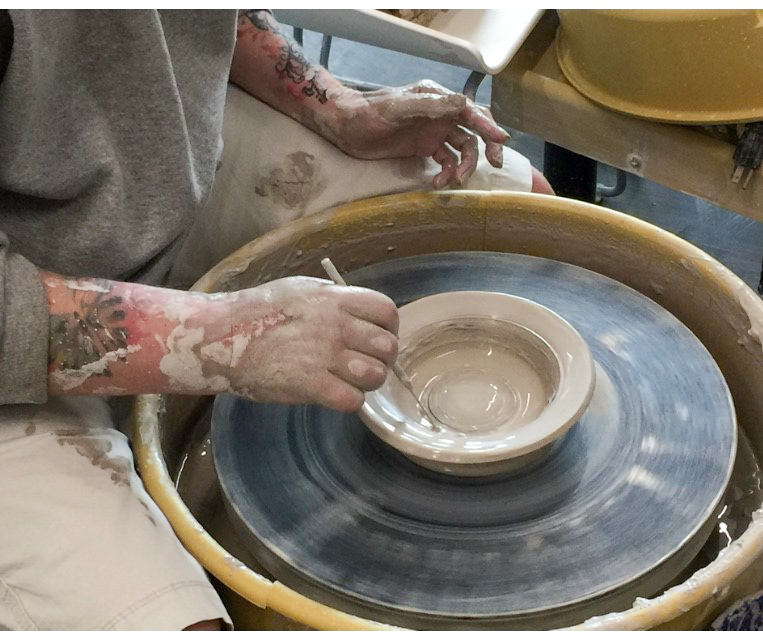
[
  {"xmin": 597, "ymin": 168, "xmax": 628, "ymax": 202},
  {"xmin": 463, "ymin": 70, "xmax": 486, "ymax": 101},
  {"xmin": 319, "ymin": 34, "xmax": 333, "ymax": 68}
]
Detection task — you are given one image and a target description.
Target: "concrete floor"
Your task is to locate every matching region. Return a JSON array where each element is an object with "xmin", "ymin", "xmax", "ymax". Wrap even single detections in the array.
[{"xmin": 293, "ymin": 26, "xmax": 763, "ymax": 292}]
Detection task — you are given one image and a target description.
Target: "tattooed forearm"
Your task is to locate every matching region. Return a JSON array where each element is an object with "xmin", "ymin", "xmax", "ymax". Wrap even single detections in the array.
[
  {"xmin": 302, "ymin": 76, "xmax": 328, "ymax": 104},
  {"xmin": 48, "ymin": 281, "xmax": 129, "ymax": 376},
  {"xmin": 239, "ymin": 10, "xmax": 329, "ymax": 104},
  {"xmin": 275, "ymin": 41, "xmax": 328, "ymax": 103},
  {"xmin": 241, "ymin": 10, "xmax": 279, "ymax": 34},
  {"xmin": 42, "ymin": 271, "xmax": 242, "ymax": 397}
]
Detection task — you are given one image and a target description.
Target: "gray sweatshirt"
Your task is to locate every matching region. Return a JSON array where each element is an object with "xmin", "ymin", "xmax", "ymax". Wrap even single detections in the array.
[{"xmin": 0, "ymin": 9, "xmax": 237, "ymax": 404}]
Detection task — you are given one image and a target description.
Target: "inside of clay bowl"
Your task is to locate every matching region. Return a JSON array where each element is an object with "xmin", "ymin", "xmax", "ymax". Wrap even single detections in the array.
[{"xmin": 360, "ymin": 291, "xmax": 595, "ymax": 476}]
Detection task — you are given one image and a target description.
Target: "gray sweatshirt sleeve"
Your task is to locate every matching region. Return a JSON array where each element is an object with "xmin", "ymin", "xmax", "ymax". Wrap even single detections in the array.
[
  {"xmin": 0, "ymin": 13, "xmax": 48, "ymax": 403},
  {"xmin": 0, "ymin": 231, "xmax": 49, "ymax": 404}
]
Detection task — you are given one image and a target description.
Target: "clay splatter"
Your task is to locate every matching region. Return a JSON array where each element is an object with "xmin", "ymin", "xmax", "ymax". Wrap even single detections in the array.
[
  {"xmin": 254, "ymin": 152, "xmax": 327, "ymax": 210},
  {"xmin": 55, "ymin": 429, "xmax": 132, "ymax": 487}
]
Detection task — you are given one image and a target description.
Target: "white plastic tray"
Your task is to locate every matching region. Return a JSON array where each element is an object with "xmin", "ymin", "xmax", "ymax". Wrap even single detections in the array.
[{"xmin": 271, "ymin": 9, "xmax": 544, "ymax": 74}]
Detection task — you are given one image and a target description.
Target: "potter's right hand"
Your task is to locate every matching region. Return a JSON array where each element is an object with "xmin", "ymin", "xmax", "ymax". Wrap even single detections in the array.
[{"xmin": 220, "ymin": 276, "xmax": 399, "ymax": 412}]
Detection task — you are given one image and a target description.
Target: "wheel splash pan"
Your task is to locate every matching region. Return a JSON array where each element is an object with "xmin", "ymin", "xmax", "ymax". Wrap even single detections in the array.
[
  {"xmin": 133, "ymin": 191, "xmax": 763, "ymax": 630},
  {"xmin": 211, "ymin": 251, "xmax": 735, "ymax": 629}
]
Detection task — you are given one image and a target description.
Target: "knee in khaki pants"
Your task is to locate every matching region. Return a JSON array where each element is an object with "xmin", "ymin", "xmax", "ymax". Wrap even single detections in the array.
[{"xmin": 0, "ymin": 397, "xmax": 230, "ymax": 630}]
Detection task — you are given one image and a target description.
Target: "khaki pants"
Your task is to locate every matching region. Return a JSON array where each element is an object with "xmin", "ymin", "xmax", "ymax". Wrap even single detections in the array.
[{"xmin": 0, "ymin": 397, "xmax": 230, "ymax": 630}]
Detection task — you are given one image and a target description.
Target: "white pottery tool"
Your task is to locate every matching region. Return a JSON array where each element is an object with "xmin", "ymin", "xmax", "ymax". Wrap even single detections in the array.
[{"xmin": 320, "ymin": 257, "xmax": 439, "ymax": 430}]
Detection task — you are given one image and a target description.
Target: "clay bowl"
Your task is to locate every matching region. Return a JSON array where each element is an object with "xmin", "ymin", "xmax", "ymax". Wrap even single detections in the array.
[{"xmin": 360, "ymin": 291, "xmax": 595, "ymax": 476}]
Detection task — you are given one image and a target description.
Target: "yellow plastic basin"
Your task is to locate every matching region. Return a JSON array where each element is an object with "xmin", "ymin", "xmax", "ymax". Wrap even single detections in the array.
[{"xmin": 557, "ymin": 9, "xmax": 763, "ymax": 124}]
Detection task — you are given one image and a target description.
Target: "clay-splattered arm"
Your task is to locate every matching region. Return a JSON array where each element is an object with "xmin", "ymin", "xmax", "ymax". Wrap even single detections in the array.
[
  {"xmin": 43, "ymin": 270, "xmax": 399, "ymax": 412},
  {"xmin": 44, "ymin": 271, "xmax": 230, "ymax": 397},
  {"xmin": 229, "ymin": 11, "xmax": 509, "ymax": 188}
]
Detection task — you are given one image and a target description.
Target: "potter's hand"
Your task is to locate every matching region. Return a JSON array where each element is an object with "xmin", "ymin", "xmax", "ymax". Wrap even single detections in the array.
[
  {"xmin": 325, "ymin": 80, "xmax": 509, "ymax": 189},
  {"xmin": 229, "ymin": 15, "xmax": 508, "ymax": 189},
  {"xmin": 224, "ymin": 277, "xmax": 399, "ymax": 412}
]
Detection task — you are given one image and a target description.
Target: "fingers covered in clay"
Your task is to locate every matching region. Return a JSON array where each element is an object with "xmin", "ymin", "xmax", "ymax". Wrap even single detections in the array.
[
  {"xmin": 459, "ymin": 103, "xmax": 509, "ymax": 144},
  {"xmin": 338, "ymin": 286, "xmax": 399, "ymax": 335},
  {"xmin": 309, "ymin": 371, "xmax": 366, "ymax": 413},
  {"xmin": 218, "ymin": 276, "xmax": 399, "ymax": 412},
  {"xmin": 432, "ymin": 143, "xmax": 459, "ymax": 189},
  {"xmin": 341, "ymin": 316, "xmax": 399, "ymax": 365},
  {"xmin": 332, "ymin": 350, "xmax": 389, "ymax": 392},
  {"xmin": 327, "ymin": 79, "xmax": 509, "ymax": 189},
  {"xmin": 446, "ymin": 126, "xmax": 480, "ymax": 184}
]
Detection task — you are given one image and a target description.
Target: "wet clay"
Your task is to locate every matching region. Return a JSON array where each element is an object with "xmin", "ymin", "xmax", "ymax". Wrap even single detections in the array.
[
  {"xmin": 396, "ymin": 319, "xmax": 557, "ymax": 434},
  {"xmin": 254, "ymin": 151, "xmax": 327, "ymax": 212},
  {"xmin": 678, "ymin": 427, "xmax": 763, "ymax": 576}
]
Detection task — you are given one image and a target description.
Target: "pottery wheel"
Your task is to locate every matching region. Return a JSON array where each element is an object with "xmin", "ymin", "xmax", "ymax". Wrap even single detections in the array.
[{"xmin": 211, "ymin": 252, "xmax": 736, "ymax": 629}]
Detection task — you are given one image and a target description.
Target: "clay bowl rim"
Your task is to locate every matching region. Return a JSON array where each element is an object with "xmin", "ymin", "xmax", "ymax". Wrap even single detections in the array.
[{"xmin": 359, "ymin": 290, "xmax": 596, "ymax": 467}]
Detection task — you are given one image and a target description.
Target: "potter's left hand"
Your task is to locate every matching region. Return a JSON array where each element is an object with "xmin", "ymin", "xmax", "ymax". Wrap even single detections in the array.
[{"xmin": 325, "ymin": 80, "xmax": 509, "ymax": 189}]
